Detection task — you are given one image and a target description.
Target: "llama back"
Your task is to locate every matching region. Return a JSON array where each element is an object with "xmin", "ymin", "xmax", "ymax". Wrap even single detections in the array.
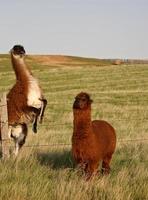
[{"xmin": 92, "ymin": 120, "xmax": 116, "ymax": 155}]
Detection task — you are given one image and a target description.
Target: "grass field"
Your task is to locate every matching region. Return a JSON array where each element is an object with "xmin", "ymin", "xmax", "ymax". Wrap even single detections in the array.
[{"xmin": 0, "ymin": 54, "xmax": 148, "ymax": 200}]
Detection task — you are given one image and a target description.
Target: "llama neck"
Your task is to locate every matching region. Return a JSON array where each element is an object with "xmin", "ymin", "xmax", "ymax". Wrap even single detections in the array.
[
  {"xmin": 73, "ymin": 108, "xmax": 92, "ymax": 136},
  {"xmin": 11, "ymin": 54, "xmax": 32, "ymax": 81}
]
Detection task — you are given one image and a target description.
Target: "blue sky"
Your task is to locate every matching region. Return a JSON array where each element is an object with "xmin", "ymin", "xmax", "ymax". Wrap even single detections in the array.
[{"xmin": 0, "ymin": 0, "xmax": 148, "ymax": 59}]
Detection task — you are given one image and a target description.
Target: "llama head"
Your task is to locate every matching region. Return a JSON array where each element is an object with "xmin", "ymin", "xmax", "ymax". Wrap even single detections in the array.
[
  {"xmin": 10, "ymin": 45, "xmax": 26, "ymax": 58},
  {"xmin": 73, "ymin": 92, "xmax": 93, "ymax": 110}
]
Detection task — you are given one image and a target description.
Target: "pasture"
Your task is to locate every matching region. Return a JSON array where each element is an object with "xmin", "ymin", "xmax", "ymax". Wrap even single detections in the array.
[{"xmin": 0, "ymin": 54, "xmax": 148, "ymax": 200}]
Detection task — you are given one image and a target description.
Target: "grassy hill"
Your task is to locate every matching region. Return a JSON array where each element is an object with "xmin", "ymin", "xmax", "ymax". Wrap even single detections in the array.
[{"xmin": 0, "ymin": 54, "xmax": 148, "ymax": 200}]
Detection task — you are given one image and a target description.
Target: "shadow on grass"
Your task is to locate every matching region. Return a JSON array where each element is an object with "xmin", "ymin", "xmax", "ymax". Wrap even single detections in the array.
[{"xmin": 37, "ymin": 149, "xmax": 75, "ymax": 170}]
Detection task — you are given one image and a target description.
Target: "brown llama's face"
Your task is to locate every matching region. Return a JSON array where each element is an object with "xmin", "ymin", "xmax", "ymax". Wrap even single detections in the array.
[
  {"xmin": 11, "ymin": 45, "xmax": 26, "ymax": 57},
  {"xmin": 73, "ymin": 92, "xmax": 93, "ymax": 110}
]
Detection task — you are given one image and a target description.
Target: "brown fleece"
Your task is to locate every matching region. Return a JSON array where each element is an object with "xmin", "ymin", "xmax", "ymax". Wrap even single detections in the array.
[
  {"xmin": 72, "ymin": 92, "xmax": 116, "ymax": 180},
  {"xmin": 1, "ymin": 45, "xmax": 47, "ymax": 131},
  {"xmin": 7, "ymin": 52, "xmax": 37, "ymax": 125}
]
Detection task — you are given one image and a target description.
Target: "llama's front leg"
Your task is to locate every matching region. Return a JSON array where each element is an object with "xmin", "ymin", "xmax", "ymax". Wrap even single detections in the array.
[
  {"xmin": 101, "ymin": 154, "xmax": 112, "ymax": 174},
  {"xmin": 14, "ymin": 141, "xmax": 20, "ymax": 156},
  {"xmin": 77, "ymin": 161, "xmax": 87, "ymax": 172},
  {"xmin": 29, "ymin": 107, "xmax": 40, "ymax": 133},
  {"xmin": 84, "ymin": 161, "xmax": 99, "ymax": 180},
  {"xmin": 32, "ymin": 115, "xmax": 38, "ymax": 133}
]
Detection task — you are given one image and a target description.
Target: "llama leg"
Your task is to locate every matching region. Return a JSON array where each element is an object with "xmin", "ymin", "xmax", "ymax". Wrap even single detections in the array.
[
  {"xmin": 77, "ymin": 160, "xmax": 87, "ymax": 172},
  {"xmin": 32, "ymin": 115, "xmax": 38, "ymax": 133},
  {"xmin": 29, "ymin": 107, "xmax": 40, "ymax": 133},
  {"xmin": 11, "ymin": 124, "xmax": 28, "ymax": 156},
  {"xmin": 101, "ymin": 154, "xmax": 112, "ymax": 174},
  {"xmin": 8, "ymin": 125, "xmax": 13, "ymax": 138},
  {"xmin": 38, "ymin": 99, "xmax": 47, "ymax": 123},
  {"xmin": 84, "ymin": 161, "xmax": 99, "ymax": 180},
  {"xmin": 14, "ymin": 136, "xmax": 26, "ymax": 156},
  {"xmin": 30, "ymin": 99, "xmax": 47, "ymax": 133}
]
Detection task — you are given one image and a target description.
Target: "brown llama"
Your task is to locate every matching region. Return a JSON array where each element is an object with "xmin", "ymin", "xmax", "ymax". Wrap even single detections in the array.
[
  {"xmin": 72, "ymin": 92, "xmax": 116, "ymax": 180},
  {"xmin": 0, "ymin": 45, "xmax": 47, "ymax": 156}
]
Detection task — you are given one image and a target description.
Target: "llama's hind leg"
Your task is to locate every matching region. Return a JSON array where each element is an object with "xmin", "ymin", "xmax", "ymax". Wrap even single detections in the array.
[
  {"xmin": 101, "ymin": 154, "xmax": 112, "ymax": 174},
  {"xmin": 11, "ymin": 124, "xmax": 28, "ymax": 156}
]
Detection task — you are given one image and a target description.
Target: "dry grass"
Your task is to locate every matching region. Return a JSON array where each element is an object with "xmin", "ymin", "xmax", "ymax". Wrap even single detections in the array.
[{"xmin": 0, "ymin": 55, "xmax": 148, "ymax": 200}]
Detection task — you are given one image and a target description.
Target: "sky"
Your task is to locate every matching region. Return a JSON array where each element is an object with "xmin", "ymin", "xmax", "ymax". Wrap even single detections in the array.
[{"xmin": 0, "ymin": 0, "xmax": 148, "ymax": 59}]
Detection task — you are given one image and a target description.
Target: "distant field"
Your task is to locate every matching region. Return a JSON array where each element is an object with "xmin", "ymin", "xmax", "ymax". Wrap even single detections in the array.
[{"xmin": 0, "ymin": 54, "xmax": 148, "ymax": 200}]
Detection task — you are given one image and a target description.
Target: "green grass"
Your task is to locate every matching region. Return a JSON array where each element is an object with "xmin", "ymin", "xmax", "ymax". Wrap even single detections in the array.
[{"xmin": 0, "ymin": 55, "xmax": 148, "ymax": 200}]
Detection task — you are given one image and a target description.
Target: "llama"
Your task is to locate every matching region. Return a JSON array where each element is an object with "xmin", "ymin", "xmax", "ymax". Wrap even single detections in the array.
[
  {"xmin": 72, "ymin": 92, "xmax": 116, "ymax": 180},
  {"xmin": 1, "ymin": 45, "xmax": 47, "ymax": 155}
]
